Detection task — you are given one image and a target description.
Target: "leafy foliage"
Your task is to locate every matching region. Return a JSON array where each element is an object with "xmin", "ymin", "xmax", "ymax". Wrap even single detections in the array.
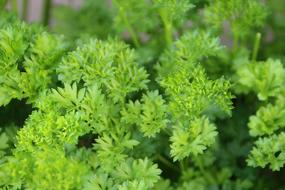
[
  {"xmin": 1, "ymin": 0, "xmax": 285, "ymax": 189},
  {"xmin": 0, "ymin": 20, "xmax": 66, "ymax": 106},
  {"xmin": 248, "ymin": 102, "xmax": 285, "ymax": 137},
  {"xmin": 247, "ymin": 133, "xmax": 285, "ymax": 171},
  {"xmin": 235, "ymin": 57, "xmax": 285, "ymax": 171},
  {"xmin": 237, "ymin": 59, "xmax": 285, "ymax": 101},
  {"xmin": 170, "ymin": 117, "xmax": 217, "ymax": 161}
]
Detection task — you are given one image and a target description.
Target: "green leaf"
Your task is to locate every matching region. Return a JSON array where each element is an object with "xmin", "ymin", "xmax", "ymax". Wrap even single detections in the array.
[
  {"xmin": 170, "ymin": 117, "xmax": 218, "ymax": 161},
  {"xmin": 140, "ymin": 91, "xmax": 168, "ymax": 137},
  {"xmin": 114, "ymin": 158, "xmax": 161, "ymax": 189},
  {"xmin": 51, "ymin": 83, "xmax": 86, "ymax": 110},
  {"xmin": 249, "ymin": 101, "xmax": 285, "ymax": 137},
  {"xmin": 247, "ymin": 132, "xmax": 285, "ymax": 171},
  {"xmin": 237, "ymin": 59, "xmax": 285, "ymax": 101}
]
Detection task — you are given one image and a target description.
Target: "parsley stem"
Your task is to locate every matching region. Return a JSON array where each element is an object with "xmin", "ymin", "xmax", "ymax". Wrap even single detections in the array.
[
  {"xmin": 196, "ymin": 158, "xmax": 216, "ymax": 184},
  {"xmin": 164, "ymin": 22, "xmax": 173, "ymax": 47},
  {"xmin": 22, "ymin": 0, "xmax": 29, "ymax": 21},
  {"xmin": 156, "ymin": 154, "xmax": 179, "ymax": 172},
  {"xmin": 121, "ymin": 10, "xmax": 140, "ymax": 48},
  {"xmin": 179, "ymin": 158, "xmax": 188, "ymax": 171},
  {"xmin": 11, "ymin": 0, "xmax": 18, "ymax": 15},
  {"xmin": 42, "ymin": 0, "xmax": 52, "ymax": 26},
  {"xmin": 113, "ymin": 0, "xmax": 140, "ymax": 48},
  {"xmin": 232, "ymin": 34, "xmax": 239, "ymax": 52},
  {"xmin": 158, "ymin": 8, "xmax": 173, "ymax": 47},
  {"xmin": 163, "ymin": 127, "xmax": 172, "ymax": 136},
  {"xmin": 252, "ymin": 33, "xmax": 261, "ymax": 62}
]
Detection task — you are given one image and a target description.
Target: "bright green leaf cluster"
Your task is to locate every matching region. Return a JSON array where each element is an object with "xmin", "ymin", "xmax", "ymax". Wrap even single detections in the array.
[
  {"xmin": 4, "ymin": 0, "xmax": 285, "ymax": 187},
  {"xmin": 0, "ymin": 148, "xmax": 90, "ymax": 190},
  {"xmin": 248, "ymin": 133, "xmax": 285, "ymax": 171},
  {"xmin": 0, "ymin": 25, "xmax": 162, "ymax": 188},
  {"xmin": 235, "ymin": 57, "xmax": 285, "ymax": 171},
  {"xmin": 114, "ymin": 158, "xmax": 161, "ymax": 189},
  {"xmin": 156, "ymin": 30, "xmax": 222, "ymax": 79},
  {"xmin": 170, "ymin": 117, "xmax": 217, "ymax": 161},
  {"xmin": 161, "ymin": 67, "xmax": 232, "ymax": 122},
  {"xmin": 121, "ymin": 90, "xmax": 168, "ymax": 137},
  {"xmin": 156, "ymin": 31, "xmax": 233, "ymax": 161},
  {"xmin": 57, "ymin": 39, "xmax": 149, "ymax": 103},
  {"xmin": 249, "ymin": 101, "xmax": 285, "ymax": 137},
  {"xmin": 237, "ymin": 59, "xmax": 285, "ymax": 101},
  {"xmin": 0, "ymin": 21, "xmax": 66, "ymax": 106}
]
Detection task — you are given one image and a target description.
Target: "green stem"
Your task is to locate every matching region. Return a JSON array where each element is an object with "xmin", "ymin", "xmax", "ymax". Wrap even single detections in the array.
[
  {"xmin": 158, "ymin": 8, "xmax": 173, "ymax": 47},
  {"xmin": 156, "ymin": 154, "xmax": 179, "ymax": 172},
  {"xmin": 11, "ymin": 0, "xmax": 18, "ymax": 15},
  {"xmin": 42, "ymin": 0, "xmax": 52, "ymax": 26},
  {"xmin": 163, "ymin": 127, "xmax": 172, "ymax": 136},
  {"xmin": 179, "ymin": 160, "xmax": 185, "ymax": 171},
  {"xmin": 196, "ymin": 158, "xmax": 216, "ymax": 184},
  {"xmin": 22, "ymin": 0, "xmax": 28, "ymax": 21},
  {"xmin": 179, "ymin": 158, "xmax": 188, "ymax": 172},
  {"xmin": 121, "ymin": 10, "xmax": 140, "ymax": 47},
  {"xmin": 251, "ymin": 33, "xmax": 261, "ymax": 62},
  {"xmin": 164, "ymin": 22, "xmax": 173, "ymax": 47},
  {"xmin": 113, "ymin": 0, "xmax": 140, "ymax": 47},
  {"xmin": 232, "ymin": 34, "xmax": 239, "ymax": 52}
]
